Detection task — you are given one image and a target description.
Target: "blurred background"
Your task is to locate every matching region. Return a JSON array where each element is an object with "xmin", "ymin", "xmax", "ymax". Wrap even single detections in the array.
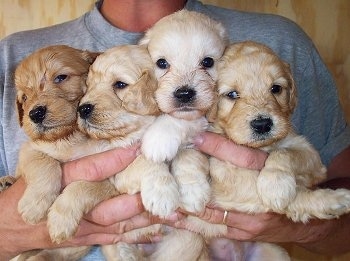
[{"xmin": 1, "ymin": 1, "xmax": 349, "ymax": 260}]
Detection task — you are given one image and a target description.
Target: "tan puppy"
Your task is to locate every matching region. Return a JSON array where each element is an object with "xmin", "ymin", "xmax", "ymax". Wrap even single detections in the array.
[
  {"xmin": 46, "ymin": 45, "xmax": 167, "ymax": 259},
  {"xmin": 137, "ymin": 10, "xmax": 228, "ymax": 261},
  {"xmin": 211, "ymin": 41, "xmax": 350, "ymax": 220},
  {"xmin": 184, "ymin": 41, "xmax": 350, "ymax": 260},
  {"xmin": 14, "ymin": 45, "xmax": 99, "ymax": 260}
]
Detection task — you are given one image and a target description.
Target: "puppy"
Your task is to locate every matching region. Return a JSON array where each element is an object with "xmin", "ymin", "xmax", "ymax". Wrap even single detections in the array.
[
  {"xmin": 184, "ymin": 41, "xmax": 350, "ymax": 260},
  {"xmin": 211, "ymin": 41, "xmax": 350, "ymax": 220},
  {"xmin": 14, "ymin": 45, "xmax": 99, "ymax": 260},
  {"xmin": 137, "ymin": 10, "xmax": 227, "ymax": 260},
  {"xmin": 140, "ymin": 8, "xmax": 228, "ymax": 216},
  {"xmin": 46, "ymin": 45, "xmax": 167, "ymax": 259}
]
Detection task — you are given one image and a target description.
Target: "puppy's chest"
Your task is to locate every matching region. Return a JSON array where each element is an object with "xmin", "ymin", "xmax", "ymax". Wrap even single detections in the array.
[
  {"xmin": 210, "ymin": 158, "xmax": 260, "ymax": 206},
  {"xmin": 32, "ymin": 133, "xmax": 113, "ymax": 162}
]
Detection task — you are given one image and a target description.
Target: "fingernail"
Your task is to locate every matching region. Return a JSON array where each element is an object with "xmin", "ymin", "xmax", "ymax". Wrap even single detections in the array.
[
  {"xmin": 135, "ymin": 148, "xmax": 141, "ymax": 156},
  {"xmin": 165, "ymin": 213, "xmax": 180, "ymax": 222},
  {"xmin": 150, "ymin": 235, "xmax": 163, "ymax": 243},
  {"xmin": 193, "ymin": 134, "xmax": 204, "ymax": 146}
]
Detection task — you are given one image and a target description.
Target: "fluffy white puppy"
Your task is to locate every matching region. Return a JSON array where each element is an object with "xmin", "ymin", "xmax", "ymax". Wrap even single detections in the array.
[
  {"xmin": 139, "ymin": 9, "xmax": 227, "ymax": 216},
  {"xmin": 137, "ymin": 10, "xmax": 227, "ymax": 261}
]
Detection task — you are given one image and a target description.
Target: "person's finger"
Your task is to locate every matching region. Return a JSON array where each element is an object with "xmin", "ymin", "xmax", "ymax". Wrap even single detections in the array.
[
  {"xmin": 76, "ymin": 212, "xmax": 150, "ymax": 236},
  {"xmin": 69, "ymin": 232, "xmax": 122, "ymax": 246},
  {"xmin": 178, "ymin": 206, "xmax": 228, "ymax": 224},
  {"xmin": 61, "ymin": 145, "xmax": 139, "ymax": 186},
  {"xmin": 73, "ymin": 212, "xmax": 175, "ymax": 246},
  {"xmin": 84, "ymin": 194, "xmax": 144, "ymax": 226},
  {"xmin": 210, "ymin": 210, "xmax": 308, "ymax": 242},
  {"xmin": 192, "ymin": 207, "xmax": 281, "ymax": 233},
  {"xmin": 194, "ymin": 132, "xmax": 267, "ymax": 170},
  {"xmin": 70, "ymin": 231, "xmax": 162, "ymax": 246}
]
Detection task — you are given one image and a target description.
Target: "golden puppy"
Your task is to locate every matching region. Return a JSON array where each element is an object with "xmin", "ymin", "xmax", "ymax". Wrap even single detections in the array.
[
  {"xmin": 46, "ymin": 45, "xmax": 167, "ymax": 259},
  {"xmin": 211, "ymin": 41, "xmax": 350, "ymax": 220},
  {"xmin": 183, "ymin": 41, "xmax": 350, "ymax": 260},
  {"xmin": 14, "ymin": 45, "xmax": 99, "ymax": 260},
  {"xmin": 137, "ymin": 10, "xmax": 227, "ymax": 260}
]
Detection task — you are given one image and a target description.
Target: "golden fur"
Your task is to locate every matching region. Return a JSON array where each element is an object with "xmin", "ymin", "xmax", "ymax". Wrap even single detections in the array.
[
  {"xmin": 14, "ymin": 45, "xmax": 99, "ymax": 260},
  {"xmin": 181, "ymin": 41, "xmax": 350, "ymax": 260},
  {"xmin": 46, "ymin": 45, "xmax": 169, "ymax": 260},
  {"xmin": 211, "ymin": 42, "xmax": 350, "ymax": 220}
]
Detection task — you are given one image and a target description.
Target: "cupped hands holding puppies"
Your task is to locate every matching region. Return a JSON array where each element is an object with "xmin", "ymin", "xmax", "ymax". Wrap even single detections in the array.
[{"xmin": 0, "ymin": 146, "xmax": 180, "ymax": 260}]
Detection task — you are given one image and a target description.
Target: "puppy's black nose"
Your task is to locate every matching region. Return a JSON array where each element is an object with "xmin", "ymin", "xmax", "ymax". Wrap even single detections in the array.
[
  {"xmin": 78, "ymin": 103, "xmax": 94, "ymax": 119},
  {"xmin": 29, "ymin": 106, "xmax": 46, "ymax": 124},
  {"xmin": 250, "ymin": 117, "xmax": 273, "ymax": 134},
  {"xmin": 174, "ymin": 86, "xmax": 196, "ymax": 103}
]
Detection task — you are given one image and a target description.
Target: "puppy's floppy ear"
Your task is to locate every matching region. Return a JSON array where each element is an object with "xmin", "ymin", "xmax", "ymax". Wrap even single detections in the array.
[
  {"xmin": 284, "ymin": 62, "xmax": 297, "ymax": 112},
  {"xmin": 81, "ymin": 51, "xmax": 101, "ymax": 65},
  {"xmin": 206, "ymin": 97, "xmax": 218, "ymax": 123},
  {"xmin": 213, "ymin": 19, "xmax": 229, "ymax": 45},
  {"xmin": 16, "ymin": 94, "xmax": 24, "ymax": 127},
  {"xmin": 138, "ymin": 30, "xmax": 152, "ymax": 46},
  {"xmin": 122, "ymin": 70, "xmax": 160, "ymax": 116}
]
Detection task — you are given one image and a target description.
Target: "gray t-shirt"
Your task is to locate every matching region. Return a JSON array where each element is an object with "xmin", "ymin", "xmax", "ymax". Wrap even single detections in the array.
[{"xmin": 1, "ymin": 0, "xmax": 349, "ymax": 259}]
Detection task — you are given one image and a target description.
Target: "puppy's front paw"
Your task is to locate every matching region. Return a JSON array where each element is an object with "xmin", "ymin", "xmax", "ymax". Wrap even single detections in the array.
[
  {"xmin": 18, "ymin": 191, "xmax": 56, "ymax": 224},
  {"xmin": 141, "ymin": 175, "xmax": 180, "ymax": 217},
  {"xmin": 47, "ymin": 196, "xmax": 81, "ymax": 243},
  {"xmin": 141, "ymin": 131, "xmax": 180, "ymax": 162},
  {"xmin": 315, "ymin": 189, "xmax": 350, "ymax": 219},
  {"xmin": 287, "ymin": 188, "xmax": 350, "ymax": 222},
  {"xmin": 0, "ymin": 176, "xmax": 16, "ymax": 192},
  {"xmin": 257, "ymin": 169, "xmax": 296, "ymax": 212},
  {"xmin": 180, "ymin": 180, "xmax": 210, "ymax": 213}
]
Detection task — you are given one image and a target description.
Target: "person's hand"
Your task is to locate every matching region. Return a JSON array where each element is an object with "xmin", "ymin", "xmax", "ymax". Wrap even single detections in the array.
[
  {"xmin": 178, "ymin": 207, "xmax": 334, "ymax": 243},
  {"xmin": 0, "ymin": 146, "xmax": 180, "ymax": 260}
]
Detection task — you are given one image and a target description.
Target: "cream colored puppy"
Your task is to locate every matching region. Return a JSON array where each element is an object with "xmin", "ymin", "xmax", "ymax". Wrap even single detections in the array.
[
  {"xmin": 47, "ymin": 45, "xmax": 164, "ymax": 247},
  {"xmin": 182, "ymin": 41, "xmax": 350, "ymax": 260},
  {"xmin": 14, "ymin": 45, "xmax": 99, "ymax": 260},
  {"xmin": 210, "ymin": 41, "xmax": 350, "ymax": 221},
  {"xmin": 140, "ymin": 9, "xmax": 227, "ymax": 217},
  {"xmin": 136, "ymin": 10, "xmax": 227, "ymax": 261}
]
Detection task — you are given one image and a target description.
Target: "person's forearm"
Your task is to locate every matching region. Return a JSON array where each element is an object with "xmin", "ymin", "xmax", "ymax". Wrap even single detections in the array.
[{"xmin": 297, "ymin": 213, "xmax": 350, "ymax": 255}]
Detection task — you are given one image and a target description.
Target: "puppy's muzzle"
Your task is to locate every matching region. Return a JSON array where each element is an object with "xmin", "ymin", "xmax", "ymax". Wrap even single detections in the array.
[
  {"xmin": 78, "ymin": 103, "xmax": 94, "ymax": 120},
  {"xmin": 250, "ymin": 116, "xmax": 273, "ymax": 134},
  {"xmin": 174, "ymin": 86, "xmax": 196, "ymax": 104},
  {"xmin": 29, "ymin": 106, "xmax": 46, "ymax": 124}
]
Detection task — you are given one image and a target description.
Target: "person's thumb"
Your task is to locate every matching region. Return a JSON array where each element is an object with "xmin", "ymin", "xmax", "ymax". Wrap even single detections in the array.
[{"xmin": 62, "ymin": 144, "xmax": 139, "ymax": 186}]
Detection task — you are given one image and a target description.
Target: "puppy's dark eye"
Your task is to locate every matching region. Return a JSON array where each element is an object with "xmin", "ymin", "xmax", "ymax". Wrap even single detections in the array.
[
  {"xmin": 271, "ymin": 84, "xmax": 282, "ymax": 94},
  {"xmin": 226, "ymin": 90, "xmax": 240, "ymax": 100},
  {"xmin": 156, "ymin": 58, "xmax": 169, "ymax": 69},
  {"xmin": 54, "ymin": 74, "xmax": 68, "ymax": 83},
  {"xmin": 201, "ymin": 57, "xmax": 214, "ymax": 68},
  {"xmin": 113, "ymin": 81, "xmax": 128, "ymax": 89},
  {"xmin": 22, "ymin": 94, "xmax": 27, "ymax": 102}
]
